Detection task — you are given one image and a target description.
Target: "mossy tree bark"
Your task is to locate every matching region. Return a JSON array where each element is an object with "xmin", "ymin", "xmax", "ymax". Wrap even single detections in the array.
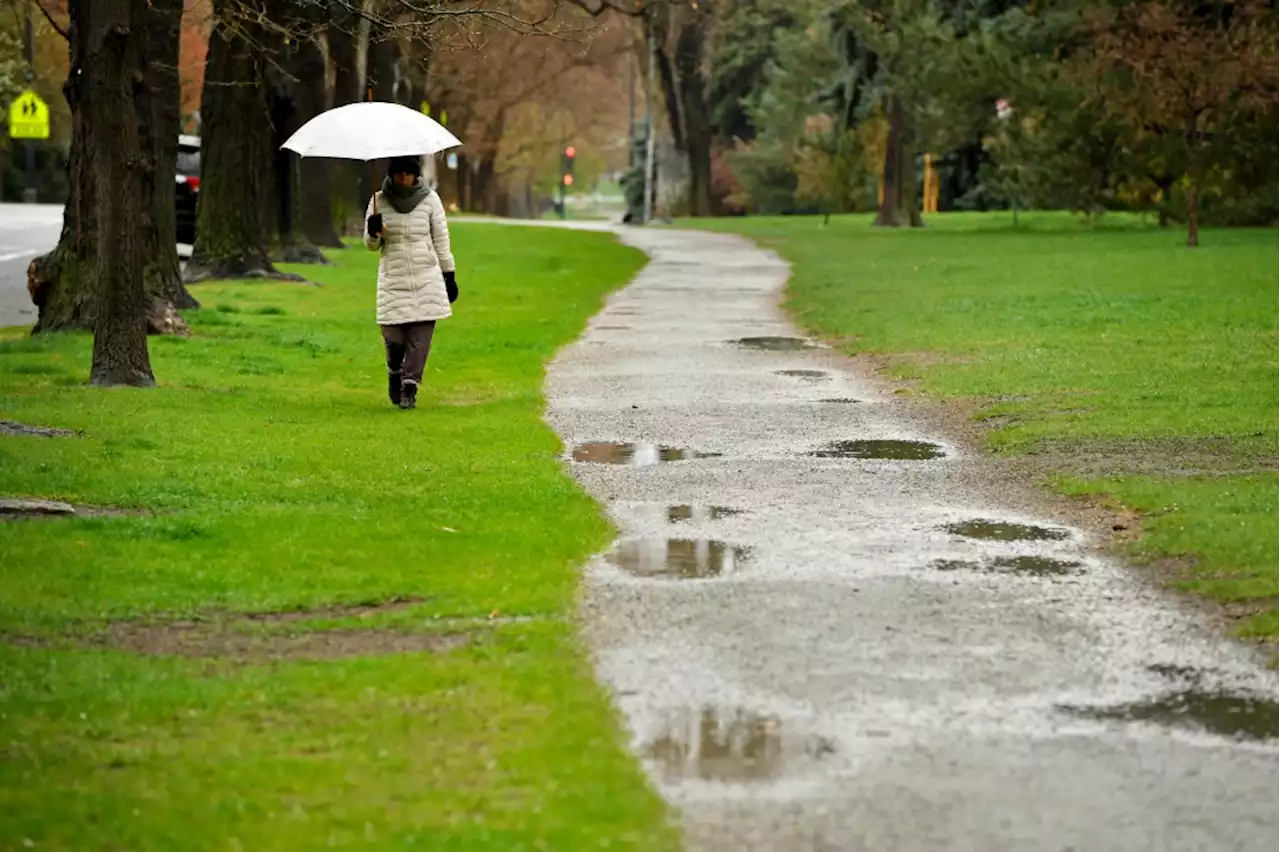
[{"xmin": 82, "ymin": 0, "xmax": 156, "ymax": 387}]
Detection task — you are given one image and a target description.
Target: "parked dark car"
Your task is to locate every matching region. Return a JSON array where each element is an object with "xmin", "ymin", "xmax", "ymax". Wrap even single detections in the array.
[{"xmin": 175, "ymin": 134, "xmax": 200, "ymax": 245}]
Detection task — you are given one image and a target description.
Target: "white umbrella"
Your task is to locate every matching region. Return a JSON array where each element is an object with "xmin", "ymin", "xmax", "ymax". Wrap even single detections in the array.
[
  {"xmin": 281, "ymin": 101, "xmax": 462, "ymax": 160},
  {"xmin": 281, "ymin": 101, "xmax": 463, "ymax": 215}
]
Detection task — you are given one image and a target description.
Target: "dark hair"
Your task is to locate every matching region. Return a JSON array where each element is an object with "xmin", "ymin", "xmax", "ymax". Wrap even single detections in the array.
[{"xmin": 388, "ymin": 155, "xmax": 422, "ymax": 178}]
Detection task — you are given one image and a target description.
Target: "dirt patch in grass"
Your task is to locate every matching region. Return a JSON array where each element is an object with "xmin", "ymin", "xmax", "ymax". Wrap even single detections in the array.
[
  {"xmin": 4, "ymin": 598, "xmax": 481, "ymax": 662},
  {"xmin": 99, "ymin": 621, "xmax": 471, "ymax": 661},
  {"xmin": 236, "ymin": 597, "xmax": 428, "ymax": 623},
  {"xmin": 0, "ymin": 498, "xmax": 146, "ymax": 521},
  {"xmin": 1021, "ymin": 435, "xmax": 1277, "ymax": 480},
  {"xmin": 0, "ymin": 420, "xmax": 79, "ymax": 438}
]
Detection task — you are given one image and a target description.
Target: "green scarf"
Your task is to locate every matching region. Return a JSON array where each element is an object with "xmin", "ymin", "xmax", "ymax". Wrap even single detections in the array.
[{"xmin": 380, "ymin": 176, "xmax": 430, "ymax": 214}]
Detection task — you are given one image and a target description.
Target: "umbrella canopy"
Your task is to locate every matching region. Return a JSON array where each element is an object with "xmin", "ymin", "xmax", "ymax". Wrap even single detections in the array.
[{"xmin": 281, "ymin": 101, "xmax": 462, "ymax": 161}]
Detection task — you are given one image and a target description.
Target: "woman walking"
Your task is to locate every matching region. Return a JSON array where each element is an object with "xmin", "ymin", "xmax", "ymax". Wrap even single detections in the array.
[{"xmin": 364, "ymin": 155, "xmax": 459, "ymax": 409}]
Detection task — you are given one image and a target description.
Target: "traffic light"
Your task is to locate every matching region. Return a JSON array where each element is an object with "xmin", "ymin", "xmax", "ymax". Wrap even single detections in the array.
[{"xmin": 561, "ymin": 145, "xmax": 576, "ymax": 183}]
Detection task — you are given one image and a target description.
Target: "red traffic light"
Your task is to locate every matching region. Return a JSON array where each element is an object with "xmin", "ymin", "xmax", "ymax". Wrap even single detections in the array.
[
  {"xmin": 564, "ymin": 146, "xmax": 576, "ymax": 159},
  {"xmin": 563, "ymin": 174, "xmax": 575, "ymax": 186}
]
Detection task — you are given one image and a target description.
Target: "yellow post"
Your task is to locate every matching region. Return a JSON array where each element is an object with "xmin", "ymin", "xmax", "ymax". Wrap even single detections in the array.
[{"xmin": 923, "ymin": 153, "xmax": 940, "ymax": 214}]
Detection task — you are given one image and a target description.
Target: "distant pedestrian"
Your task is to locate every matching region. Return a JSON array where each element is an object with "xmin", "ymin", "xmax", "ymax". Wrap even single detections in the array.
[{"xmin": 364, "ymin": 155, "xmax": 458, "ymax": 409}]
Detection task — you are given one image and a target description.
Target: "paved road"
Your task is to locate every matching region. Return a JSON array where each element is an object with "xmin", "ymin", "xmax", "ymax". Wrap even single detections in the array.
[
  {"xmin": 0, "ymin": 202, "xmax": 195, "ymax": 330},
  {"xmin": 544, "ymin": 226, "xmax": 1277, "ymax": 851},
  {"xmin": 0, "ymin": 203, "xmax": 63, "ymax": 329}
]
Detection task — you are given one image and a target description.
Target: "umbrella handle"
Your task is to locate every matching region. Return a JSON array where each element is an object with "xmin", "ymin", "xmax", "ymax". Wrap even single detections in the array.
[{"xmin": 366, "ymin": 84, "xmax": 378, "ymax": 217}]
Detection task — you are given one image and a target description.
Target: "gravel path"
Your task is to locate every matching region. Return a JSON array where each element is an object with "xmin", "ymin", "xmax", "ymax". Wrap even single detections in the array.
[{"xmin": 542, "ymin": 224, "xmax": 1277, "ymax": 852}]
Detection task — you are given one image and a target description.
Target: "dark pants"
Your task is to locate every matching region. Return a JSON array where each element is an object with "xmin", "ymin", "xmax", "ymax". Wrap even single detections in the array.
[{"xmin": 381, "ymin": 321, "xmax": 436, "ymax": 386}]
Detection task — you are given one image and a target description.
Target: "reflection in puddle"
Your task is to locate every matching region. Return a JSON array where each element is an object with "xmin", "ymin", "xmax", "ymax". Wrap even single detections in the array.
[
  {"xmin": 810, "ymin": 440, "xmax": 945, "ymax": 460},
  {"xmin": 819, "ymin": 398, "xmax": 862, "ymax": 404},
  {"xmin": 645, "ymin": 707, "xmax": 834, "ymax": 782},
  {"xmin": 944, "ymin": 519, "xmax": 1070, "ymax": 541},
  {"xmin": 1060, "ymin": 690, "xmax": 1279, "ymax": 742},
  {"xmin": 571, "ymin": 442, "xmax": 721, "ymax": 466},
  {"xmin": 667, "ymin": 505, "xmax": 744, "ymax": 522},
  {"xmin": 776, "ymin": 369, "xmax": 830, "ymax": 380},
  {"xmin": 990, "ymin": 555, "xmax": 1083, "ymax": 576},
  {"xmin": 736, "ymin": 336, "xmax": 813, "ymax": 351},
  {"xmin": 607, "ymin": 538, "xmax": 749, "ymax": 579},
  {"xmin": 928, "ymin": 557, "xmax": 1083, "ymax": 576},
  {"xmin": 647, "ymin": 707, "xmax": 783, "ymax": 782},
  {"xmin": 931, "ymin": 559, "xmax": 982, "ymax": 572}
]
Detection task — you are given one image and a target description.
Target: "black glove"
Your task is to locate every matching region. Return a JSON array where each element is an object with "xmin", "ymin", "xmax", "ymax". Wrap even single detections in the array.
[
  {"xmin": 366, "ymin": 214, "xmax": 383, "ymax": 238},
  {"xmin": 444, "ymin": 270, "xmax": 458, "ymax": 303}
]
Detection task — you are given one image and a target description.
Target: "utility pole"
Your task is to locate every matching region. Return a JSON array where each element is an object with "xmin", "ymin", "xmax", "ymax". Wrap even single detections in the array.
[
  {"xmin": 642, "ymin": 11, "xmax": 656, "ymax": 225},
  {"xmin": 21, "ymin": 8, "xmax": 36, "ymax": 204},
  {"xmin": 626, "ymin": 42, "xmax": 636, "ymax": 169}
]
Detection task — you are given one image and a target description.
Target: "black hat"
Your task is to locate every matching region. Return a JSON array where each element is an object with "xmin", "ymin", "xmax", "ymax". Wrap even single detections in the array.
[{"xmin": 388, "ymin": 155, "xmax": 422, "ymax": 178}]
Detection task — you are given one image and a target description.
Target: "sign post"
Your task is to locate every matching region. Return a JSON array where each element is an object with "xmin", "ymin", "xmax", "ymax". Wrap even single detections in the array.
[{"xmin": 8, "ymin": 89, "xmax": 50, "ymax": 203}]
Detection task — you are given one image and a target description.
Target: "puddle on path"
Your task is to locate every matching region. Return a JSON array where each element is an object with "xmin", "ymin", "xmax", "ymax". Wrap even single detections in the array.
[
  {"xmin": 595, "ymin": 325, "xmax": 633, "ymax": 331},
  {"xmin": 818, "ymin": 398, "xmax": 862, "ymax": 404},
  {"xmin": 646, "ymin": 707, "xmax": 785, "ymax": 782},
  {"xmin": 1060, "ymin": 690, "xmax": 1279, "ymax": 742},
  {"xmin": 990, "ymin": 556, "xmax": 1083, "ymax": 576},
  {"xmin": 667, "ymin": 505, "xmax": 745, "ymax": 522},
  {"xmin": 775, "ymin": 369, "xmax": 830, "ymax": 380},
  {"xmin": 810, "ymin": 440, "xmax": 945, "ymax": 460},
  {"xmin": 944, "ymin": 519, "xmax": 1071, "ymax": 542},
  {"xmin": 929, "ymin": 557, "xmax": 1083, "ymax": 576},
  {"xmin": 931, "ymin": 559, "xmax": 983, "ymax": 572},
  {"xmin": 736, "ymin": 336, "xmax": 813, "ymax": 351},
  {"xmin": 572, "ymin": 442, "xmax": 721, "ymax": 466},
  {"xmin": 607, "ymin": 538, "xmax": 750, "ymax": 579}
]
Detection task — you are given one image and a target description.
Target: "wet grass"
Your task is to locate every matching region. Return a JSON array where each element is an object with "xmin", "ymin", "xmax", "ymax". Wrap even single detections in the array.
[
  {"xmin": 696, "ymin": 211, "xmax": 1278, "ymax": 640},
  {"xmin": 0, "ymin": 225, "xmax": 679, "ymax": 849}
]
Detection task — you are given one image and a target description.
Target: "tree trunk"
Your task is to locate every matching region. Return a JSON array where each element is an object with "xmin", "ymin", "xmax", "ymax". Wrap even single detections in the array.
[
  {"xmin": 145, "ymin": 0, "xmax": 199, "ymax": 313},
  {"xmin": 1186, "ymin": 175, "xmax": 1200, "ymax": 248},
  {"xmin": 185, "ymin": 0, "xmax": 301, "ymax": 283},
  {"xmin": 675, "ymin": 21, "xmax": 713, "ymax": 217},
  {"xmin": 874, "ymin": 94, "xmax": 922, "ymax": 229},
  {"xmin": 82, "ymin": 0, "xmax": 156, "ymax": 387},
  {"xmin": 472, "ymin": 155, "xmax": 496, "ymax": 214},
  {"xmin": 328, "ymin": 9, "xmax": 364, "ymax": 234},
  {"xmin": 267, "ymin": 32, "xmax": 327, "ymax": 266},
  {"xmin": 28, "ymin": 0, "xmax": 191, "ymax": 336},
  {"xmin": 298, "ymin": 26, "xmax": 341, "ymax": 248}
]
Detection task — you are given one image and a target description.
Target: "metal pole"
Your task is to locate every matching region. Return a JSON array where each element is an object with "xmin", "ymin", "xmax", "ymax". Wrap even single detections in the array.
[
  {"xmin": 627, "ymin": 42, "xmax": 636, "ymax": 169},
  {"xmin": 22, "ymin": 9, "xmax": 36, "ymax": 204},
  {"xmin": 642, "ymin": 13, "xmax": 656, "ymax": 225}
]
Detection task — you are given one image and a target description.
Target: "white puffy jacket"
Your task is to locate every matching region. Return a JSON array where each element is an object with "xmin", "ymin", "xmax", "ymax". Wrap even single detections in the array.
[{"xmin": 363, "ymin": 189, "xmax": 455, "ymax": 326}]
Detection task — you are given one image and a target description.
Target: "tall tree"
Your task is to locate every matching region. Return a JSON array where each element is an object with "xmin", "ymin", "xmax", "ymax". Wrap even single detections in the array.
[
  {"xmin": 1083, "ymin": 0, "xmax": 1277, "ymax": 246},
  {"xmin": 296, "ymin": 13, "xmax": 341, "ymax": 248},
  {"xmin": 146, "ymin": 0, "xmax": 200, "ymax": 312},
  {"xmin": 265, "ymin": 1, "xmax": 327, "ymax": 264},
  {"xmin": 78, "ymin": 0, "xmax": 156, "ymax": 386},
  {"xmin": 28, "ymin": 0, "xmax": 193, "ymax": 336},
  {"xmin": 184, "ymin": 0, "xmax": 299, "ymax": 282}
]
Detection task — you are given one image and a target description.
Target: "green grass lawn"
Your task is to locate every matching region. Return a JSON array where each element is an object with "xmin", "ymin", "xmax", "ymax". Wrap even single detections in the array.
[
  {"xmin": 698, "ymin": 211, "xmax": 1278, "ymax": 640},
  {"xmin": 0, "ymin": 226, "xmax": 679, "ymax": 849}
]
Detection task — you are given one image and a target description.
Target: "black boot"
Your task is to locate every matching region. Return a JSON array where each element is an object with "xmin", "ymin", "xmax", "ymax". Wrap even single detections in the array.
[
  {"xmin": 399, "ymin": 381, "xmax": 418, "ymax": 410},
  {"xmin": 387, "ymin": 371, "xmax": 402, "ymax": 406}
]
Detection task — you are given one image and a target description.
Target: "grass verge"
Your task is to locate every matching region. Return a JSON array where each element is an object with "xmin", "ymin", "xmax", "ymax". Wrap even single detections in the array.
[
  {"xmin": 696, "ymin": 211, "xmax": 1278, "ymax": 640},
  {"xmin": 0, "ymin": 224, "xmax": 678, "ymax": 849}
]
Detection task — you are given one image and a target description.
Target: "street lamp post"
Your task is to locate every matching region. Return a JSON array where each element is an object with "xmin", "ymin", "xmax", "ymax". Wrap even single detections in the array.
[
  {"xmin": 22, "ymin": 9, "xmax": 36, "ymax": 204},
  {"xmin": 642, "ymin": 12, "xmax": 656, "ymax": 225}
]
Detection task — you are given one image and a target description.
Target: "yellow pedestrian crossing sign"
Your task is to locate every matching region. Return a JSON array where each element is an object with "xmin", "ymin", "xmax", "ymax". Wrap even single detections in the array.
[{"xmin": 8, "ymin": 89, "xmax": 50, "ymax": 140}]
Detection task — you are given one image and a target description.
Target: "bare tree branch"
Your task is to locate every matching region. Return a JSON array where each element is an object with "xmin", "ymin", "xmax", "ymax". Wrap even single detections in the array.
[{"xmin": 33, "ymin": 0, "xmax": 69, "ymax": 41}]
